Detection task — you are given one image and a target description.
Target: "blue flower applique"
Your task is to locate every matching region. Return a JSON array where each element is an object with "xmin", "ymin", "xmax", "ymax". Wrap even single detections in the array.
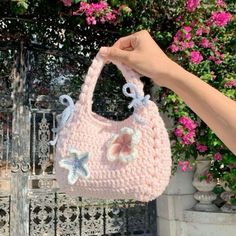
[{"xmin": 59, "ymin": 148, "xmax": 90, "ymax": 185}]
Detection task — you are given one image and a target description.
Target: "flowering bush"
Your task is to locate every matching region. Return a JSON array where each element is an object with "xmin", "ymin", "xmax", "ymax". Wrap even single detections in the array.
[
  {"xmin": 161, "ymin": 0, "xmax": 236, "ymax": 189},
  {"xmin": 5, "ymin": 0, "xmax": 236, "ymax": 186}
]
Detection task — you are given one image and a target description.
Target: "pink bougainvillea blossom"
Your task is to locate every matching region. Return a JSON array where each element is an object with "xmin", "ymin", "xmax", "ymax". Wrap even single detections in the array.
[
  {"xmin": 196, "ymin": 28, "xmax": 203, "ymax": 36},
  {"xmin": 186, "ymin": 0, "xmax": 200, "ymax": 12},
  {"xmin": 179, "ymin": 41, "xmax": 187, "ymax": 50},
  {"xmin": 224, "ymin": 80, "xmax": 236, "ymax": 88},
  {"xmin": 86, "ymin": 16, "xmax": 96, "ymax": 25},
  {"xmin": 178, "ymin": 161, "xmax": 193, "ymax": 172},
  {"xmin": 196, "ymin": 143, "xmax": 208, "ymax": 152},
  {"xmin": 215, "ymin": 59, "xmax": 223, "ymax": 64},
  {"xmin": 169, "ymin": 44, "xmax": 179, "ymax": 53},
  {"xmin": 200, "ymin": 38, "xmax": 210, "ymax": 48},
  {"xmin": 197, "ymin": 27, "xmax": 210, "ymax": 35},
  {"xmin": 185, "ymin": 33, "xmax": 192, "ymax": 40},
  {"xmin": 74, "ymin": 0, "xmax": 118, "ymax": 25},
  {"xmin": 173, "ymin": 30, "xmax": 182, "ymax": 42},
  {"xmin": 175, "ymin": 128, "xmax": 183, "ymax": 137},
  {"xmin": 175, "ymin": 116, "xmax": 197, "ymax": 145},
  {"xmin": 62, "ymin": 0, "xmax": 72, "ymax": 7},
  {"xmin": 210, "ymin": 11, "xmax": 232, "ymax": 27},
  {"xmin": 183, "ymin": 26, "xmax": 192, "ymax": 33},
  {"xmin": 216, "ymin": 0, "xmax": 226, "ymax": 8},
  {"xmin": 190, "ymin": 51, "xmax": 203, "ymax": 64},
  {"xmin": 179, "ymin": 116, "xmax": 197, "ymax": 130},
  {"xmin": 214, "ymin": 152, "xmax": 222, "ymax": 161},
  {"xmin": 181, "ymin": 131, "xmax": 196, "ymax": 145},
  {"xmin": 105, "ymin": 12, "xmax": 116, "ymax": 21},
  {"xmin": 188, "ymin": 41, "xmax": 195, "ymax": 48}
]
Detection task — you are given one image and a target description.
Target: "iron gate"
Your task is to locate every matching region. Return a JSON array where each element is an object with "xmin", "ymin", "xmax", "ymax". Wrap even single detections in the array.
[{"xmin": 0, "ymin": 43, "xmax": 157, "ymax": 235}]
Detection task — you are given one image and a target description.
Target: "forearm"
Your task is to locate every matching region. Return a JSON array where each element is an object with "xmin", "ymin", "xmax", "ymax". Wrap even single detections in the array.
[{"xmin": 161, "ymin": 62, "xmax": 236, "ymax": 155}]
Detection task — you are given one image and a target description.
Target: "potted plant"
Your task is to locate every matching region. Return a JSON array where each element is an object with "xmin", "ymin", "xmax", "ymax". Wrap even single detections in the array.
[{"xmin": 209, "ymin": 152, "xmax": 236, "ymax": 212}]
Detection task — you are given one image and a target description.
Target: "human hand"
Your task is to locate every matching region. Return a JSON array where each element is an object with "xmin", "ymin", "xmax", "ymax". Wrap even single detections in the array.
[{"xmin": 99, "ymin": 30, "xmax": 181, "ymax": 88}]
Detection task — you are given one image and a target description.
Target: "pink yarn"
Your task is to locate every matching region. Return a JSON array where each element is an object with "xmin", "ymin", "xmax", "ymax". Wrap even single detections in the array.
[{"xmin": 54, "ymin": 53, "xmax": 172, "ymax": 202}]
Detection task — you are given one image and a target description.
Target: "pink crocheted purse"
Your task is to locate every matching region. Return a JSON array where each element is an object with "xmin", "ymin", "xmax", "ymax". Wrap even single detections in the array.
[{"xmin": 51, "ymin": 53, "xmax": 172, "ymax": 202}]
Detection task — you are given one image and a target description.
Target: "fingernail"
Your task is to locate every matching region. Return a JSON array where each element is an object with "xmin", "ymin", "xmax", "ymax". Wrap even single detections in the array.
[{"xmin": 100, "ymin": 47, "xmax": 108, "ymax": 56}]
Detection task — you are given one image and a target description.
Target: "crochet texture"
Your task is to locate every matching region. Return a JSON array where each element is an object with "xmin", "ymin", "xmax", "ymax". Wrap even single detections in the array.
[{"xmin": 54, "ymin": 53, "xmax": 172, "ymax": 202}]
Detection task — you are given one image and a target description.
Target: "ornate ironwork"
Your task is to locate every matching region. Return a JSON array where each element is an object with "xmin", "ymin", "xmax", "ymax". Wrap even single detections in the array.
[
  {"xmin": 38, "ymin": 113, "xmax": 50, "ymax": 174},
  {"xmin": 0, "ymin": 44, "xmax": 157, "ymax": 236},
  {"xmin": 29, "ymin": 194, "xmax": 55, "ymax": 235},
  {"xmin": 56, "ymin": 193, "xmax": 80, "ymax": 235},
  {"xmin": 0, "ymin": 197, "xmax": 10, "ymax": 236}
]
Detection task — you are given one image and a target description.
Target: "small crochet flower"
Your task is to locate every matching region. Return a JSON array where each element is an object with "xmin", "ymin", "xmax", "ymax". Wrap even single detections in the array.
[
  {"xmin": 59, "ymin": 149, "xmax": 90, "ymax": 185},
  {"xmin": 107, "ymin": 127, "xmax": 141, "ymax": 163}
]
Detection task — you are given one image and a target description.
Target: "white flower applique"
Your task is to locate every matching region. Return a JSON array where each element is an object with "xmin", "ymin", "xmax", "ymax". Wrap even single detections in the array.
[
  {"xmin": 59, "ymin": 149, "xmax": 90, "ymax": 185},
  {"xmin": 107, "ymin": 127, "xmax": 141, "ymax": 164}
]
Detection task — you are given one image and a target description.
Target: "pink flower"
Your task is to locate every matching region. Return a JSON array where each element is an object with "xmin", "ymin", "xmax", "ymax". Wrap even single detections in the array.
[
  {"xmin": 179, "ymin": 116, "xmax": 197, "ymax": 130},
  {"xmin": 105, "ymin": 12, "xmax": 116, "ymax": 21},
  {"xmin": 100, "ymin": 16, "xmax": 106, "ymax": 23},
  {"xmin": 175, "ymin": 128, "xmax": 183, "ymax": 137},
  {"xmin": 99, "ymin": 0, "xmax": 108, "ymax": 9},
  {"xmin": 196, "ymin": 28, "xmax": 203, "ymax": 36},
  {"xmin": 216, "ymin": 0, "xmax": 226, "ymax": 8},
  {"xmin": 178, "ymin": 161, "xmax": 193, "ymax": 172},
  {"xmin": 177, "ymin": 117, "xmax": 197, "ymax": 145},
  {"xmin": 190, "ymin": 50, "xmax": 203, "ymax": 64},
  {"xmin": 208, "ymin": 55, "xmax": 215, "ymax": 61},
  {"xmin": 183, "ymin": 26, "xmax": 192, "ymax": 33},
  {"xmin": 213, "ymin": 37, "xmax": 218, "ymax": 42},
  {"xmin": 210, "ymin": 11, "xmax": 232, "ymax": 27},
  {"xmin": 214, "ymin": 152, "xmax": 222, "ymax": 161},
  {"xmin": 215, "ymin": 59, "xmax": 223, "ymax": 64},
  {"xmin": 186, "ymin": 0, "xmax": 200, "ymax": 12},
  {"xmin": 86, "ymin": 16, "xmax": 96, "ymax": 25},
  {"xmin": 200, "ymin": 38, "xmax": 210, "ymax": 48},
  {"xmin": 62, "ymin": 0, "xmax": 72, "ymax": 7},
  {"xmin": 85, "ymin": 7, "xmax": 94, "ymax": 16},
  {"xmin": 173, "ymin": 30, "xmax": 183, "ymax": 42},
  {"xmin": 181, "ymin": 131, "xmax": 196, "ymax": 145},
  {"xmin": 106, "ymin": 127, "xmax": 141, "ymax": 163},
  {"xmin": 79, "ymin": 2, "xmax": 88, "ymax": 11},
  {"xmin": 179, "ymin": 41, "xmax": 188, "ymax": 50},
  {"xmin": 185, "ymin": 33, "xmax": 192, "ymax": 40},
  {"xmin": 190, "ymin": 20, "xmax": 197, "ymax": 27},
  {"xmin": 196, "ymin": 143, "xmax": 208, "ymax": 152},
  {"xmin": 215, "ymin": 50, "xmax": 221, "ymax": 57},
  {"xmin": 224, "ymin": 80, "xmax": 236, "ymax": 88},
  {"xmin": 169, "ymin": 44, "xmax": 179, "ymax": 53},
  {"xmin": 188, "ymin": 41, "xmax": 195, "ymax": 48}
]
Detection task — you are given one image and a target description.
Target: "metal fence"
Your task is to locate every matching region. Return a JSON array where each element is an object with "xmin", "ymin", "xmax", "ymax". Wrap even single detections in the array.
[{"xmin": 0, "ymin": 43, "xmax": 157, "ymax": 235}]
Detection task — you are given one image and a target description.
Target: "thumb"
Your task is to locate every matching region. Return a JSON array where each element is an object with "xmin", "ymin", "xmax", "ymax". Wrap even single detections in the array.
[{"xmin": 100, "ymin": 47, "xmax": 131, "ymax": 64}]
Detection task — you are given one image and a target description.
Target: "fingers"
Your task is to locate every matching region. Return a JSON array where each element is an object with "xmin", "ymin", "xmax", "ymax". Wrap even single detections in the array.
[
  {"xmin": 113, "ymin": 35, "xmax": 138, "ymax": 50},
  {"xmin": 100, "ymin": 46, "xmax": 131, "ymax": 64}
]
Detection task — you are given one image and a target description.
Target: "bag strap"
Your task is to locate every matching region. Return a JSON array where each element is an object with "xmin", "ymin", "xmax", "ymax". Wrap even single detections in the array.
[{"xmin": 78, "ymin": 53, "xmax": 144, "ymax": 112}]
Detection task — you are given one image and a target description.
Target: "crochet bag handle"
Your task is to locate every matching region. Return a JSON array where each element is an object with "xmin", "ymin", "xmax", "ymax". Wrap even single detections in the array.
[{"xmin": 78, "ymin": 53, "xmax": 144, "ymax": 112}]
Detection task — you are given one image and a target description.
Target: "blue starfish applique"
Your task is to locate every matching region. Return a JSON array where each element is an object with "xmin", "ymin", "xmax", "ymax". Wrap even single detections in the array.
[{"xmin": 59, "ymin": 148, "xmax": 90, "ymax": 185}]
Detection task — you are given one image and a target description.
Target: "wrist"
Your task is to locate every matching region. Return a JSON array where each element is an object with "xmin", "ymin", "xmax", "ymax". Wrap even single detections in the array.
[{"xmin": 162, "ymin": 61, "xmax": 190, "ymax": 90}]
